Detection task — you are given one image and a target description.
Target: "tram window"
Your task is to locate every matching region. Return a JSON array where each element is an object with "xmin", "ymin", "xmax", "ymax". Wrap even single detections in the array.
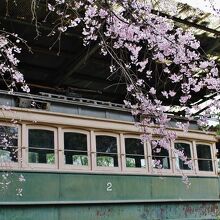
[
  {"xmin": 28, "ymin": 129, "xmax": 55, "ymax": 164},
  {"xmin": 174, "ymin": 143, "xmax": 192, "ymax": 170},
  {"xmin": 216, "ymin": 142, "xmax": 220, "ymax": 173},
  {"xmin": 96, "ymin": 135, "xmax": 118, "ymax": 167},
  {"xmin": 0, "ymin": 126, "xmax": 18, "ymax": 163},
  {"xmin": 64, "ymin": 132, "xmax": 88, "ymax": 166},
  {"xmin": 125, "ymin": 138, "xmax": 145, "ymax": 168},
  {"xmin": 151, "ymin": 141, "xmax": 170, "ymax": 169},
  {"xmin": 196, "ymin": 144, "xmax": 213, "ymax": 171}
]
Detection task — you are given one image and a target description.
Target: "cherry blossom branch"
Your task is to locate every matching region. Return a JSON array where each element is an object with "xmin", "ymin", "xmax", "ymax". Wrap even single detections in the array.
[
  {"xmin": 43, "ymin": 0, "xmax": 220, "ymax": 180},
  {"xmin": 0, "ymin": 31, "xmax": 31, "ymax": 93}
]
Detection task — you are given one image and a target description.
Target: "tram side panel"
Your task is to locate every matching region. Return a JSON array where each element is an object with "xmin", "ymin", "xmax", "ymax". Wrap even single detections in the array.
[
  {"xmin": 0, "ymin": 172, "xmax": 220, "ymax": 220},
  {"xmin": 0, "ymin": 172, "xmax": 219, "ymax": 202}
]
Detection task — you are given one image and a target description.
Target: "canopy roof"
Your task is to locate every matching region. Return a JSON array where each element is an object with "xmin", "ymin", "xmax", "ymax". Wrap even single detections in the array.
[{"xmin": 0, "ymin": 0, "xmax": 219, "ymax": 108}]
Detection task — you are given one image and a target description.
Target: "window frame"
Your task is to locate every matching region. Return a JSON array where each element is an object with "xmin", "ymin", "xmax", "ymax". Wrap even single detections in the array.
[
  {"xmin": 195, "ymin": 142, "xmax": 215, "ymax": 175},
  {"xmin": 173, "ymin": 140, "xmax": 195, "ymax": 174},
  {"xmin": 149, "ymin": 139, "xmax": 173, "ymax": 174},
  {"xmin": 0, "ymin": 117, "xmax": 217, "ymax": 177},
  {"xmin": 26, "ymin": 125, "xmax": 58, "ymax": 169},
  {"xmin": 0, "ymin": 122, "xmax": 21, "ymax": 169},
  {"xmin": 61, "ymin": 129, "xmax": 90, "ymax": 170},
  {"xmin": 122, "ymin": 134, "xmax": 148, "ymax": 173},
  {"xmin": 93, "ymin": 132, "xmax": 121, "ymax": 171}
]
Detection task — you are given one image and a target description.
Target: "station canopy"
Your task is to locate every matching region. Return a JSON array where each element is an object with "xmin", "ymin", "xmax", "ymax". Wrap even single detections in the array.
[{"xmin": 0, "ymin": 0, "xmax": 219, "ymax": 111}]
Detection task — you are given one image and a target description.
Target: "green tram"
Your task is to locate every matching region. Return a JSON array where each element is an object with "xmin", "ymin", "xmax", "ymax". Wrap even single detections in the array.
[{"xmin": 0, "ymin": 91, "xmax": 219, "ymax": 220}]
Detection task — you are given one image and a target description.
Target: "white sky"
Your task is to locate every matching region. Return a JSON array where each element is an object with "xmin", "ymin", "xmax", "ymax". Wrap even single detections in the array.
[{"xmin": 177, "ymin": 0, "xmax": 220, "ymax": 15}]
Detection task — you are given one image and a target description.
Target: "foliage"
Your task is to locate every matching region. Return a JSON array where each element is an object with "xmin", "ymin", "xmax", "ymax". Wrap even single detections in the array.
[
  {"xmin": 0, "ymin": 31, "xmax": 30, "ymax": 93},
  {"xmin": 44, "ymin": 0, "xmax": 220, "ymax": 173},
  {"xmin": 0, "ymin": 0, "xmax": 219, "ymax": 183}
]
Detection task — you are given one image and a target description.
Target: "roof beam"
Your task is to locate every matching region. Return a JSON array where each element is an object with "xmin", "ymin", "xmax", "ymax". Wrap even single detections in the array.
[
  {"xmin": 54, "ymin": 44, "xmax": 100, "ymax": 86},
  {"xmin": 63, "ymin": 72, "xmax": 123, "ymax": 86},
  {"xmin": 0, "ymin": 16, "xmax": 82, "ymax": 39},
  {"xmin": 207, "ymin": 39, "xmax": 220, "ymax": 54},
  {"xmin": 152, "ymin": 10, "xmax": 220, "ymax": 36}
]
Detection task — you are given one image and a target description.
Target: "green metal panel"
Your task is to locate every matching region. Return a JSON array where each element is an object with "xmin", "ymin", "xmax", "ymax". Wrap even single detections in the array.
[
  {"xmin": 60, "ymin": 174, "xmax": 152, "ymax": 201},
  {"xmin": 0, "ymin": 203, "xmax": 220, "ymax": 220},
  {"xmin": 0, "ymin": 171, "xmax": 219, "ymax": 203},
  {"xmin": 0, "ymin": 172, "xmax": 60, "ymax": 202},
  {"xmin": 151, "ymin": 176, "xmax": 219, "ymax": 200},
  {"xmin": 0, "ymin": 171, "xmax": 220, "ymax": 219}
]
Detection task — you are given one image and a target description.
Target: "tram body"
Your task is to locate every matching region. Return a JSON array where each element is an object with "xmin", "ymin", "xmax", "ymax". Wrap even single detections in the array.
[{"xmin": 0, "ymin": 91, "xmax": 219, "ymax": 220}]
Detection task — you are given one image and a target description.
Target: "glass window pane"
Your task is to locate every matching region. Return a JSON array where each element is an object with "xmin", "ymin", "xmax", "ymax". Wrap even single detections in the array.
[
  {"xmin": 126, "ymin": 156, "xmax": 145, "ymax": 168},
  {"xmin": 28, "ymin": 129, "xmax": 54, "ymax": 164},
  {"xmin": 125, "ymin": 138, "xmax": 145, "ymax": 168},
  {"xmin": 97, "ymin": 154, "xmax": 115, "ymax": 167},
  {"xmin": 126, "ymin": 157, "xmax": 135, "ymax": 167},
  {"xmin": 218, "ymin": 159, "xmax": 220, "ymax": 173},
  {"xmin": 64, "ymin": 132, "xmax": 88, "ymax": 166},
  {"xmin": 175, "ymin": 143, "xmax": 191, "ymax": 158},
  {"xmin": 64, "ymin": 132, "xmax": 87, "ymax": 151},
  {"xmin": 0, "ymin": 148, "xmax": 17, "ymax": 162},
  {"xmin": 175, "ymin": 143, "xmax": 192, "ymax": 170},
  {"xmin": 125, "ymin": 138, "xmax": 144, "ymax": 155},
  {"xmin": 0, "ymin": 126, "xmax": 18, "ymax": 163},
  {"xmin": 196, "ymin": 144, "xmax": 212, "ymax": 159},
  {"xmin": 198, "ymin": 160, "xmax": 213, "ymax": 171},
  {"xmin": 29, "ymin": 149, "xmax": 55, "ymax": 164},
  {"xmin": 0, "ymin": 126, "xmax": 18, "ymax": 147},
  {"xmin": 96, "ymin": 135, "xmax": 118, "ymax": 167},
  {"xmin": 196, "ymin": 144, "xmax": 213, "ymax": 171},
  {"xmin": 151, "ymin": 141, "xmax": 170, "ymax": 169},
  {"xmin": 29, "ymin": 129, "xmax": 54, "ymax": 149},
  {"xmin": 65, "ymin": 151, "xmax": 88, "ymax": 166},
  {"xmin": 72, "ymin": 155, "xmax": 88, "ymax": 166},
  {"xmin": 152, "ymin": 157, "xmax": 170, "ymax": 169},
  {"xmin": 152, "ymin": 147, "xmax": 169, "ymax": 157},
  {"xmin": 96, "ymin": 136, "xmax": 117, "ymax": 154}
]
